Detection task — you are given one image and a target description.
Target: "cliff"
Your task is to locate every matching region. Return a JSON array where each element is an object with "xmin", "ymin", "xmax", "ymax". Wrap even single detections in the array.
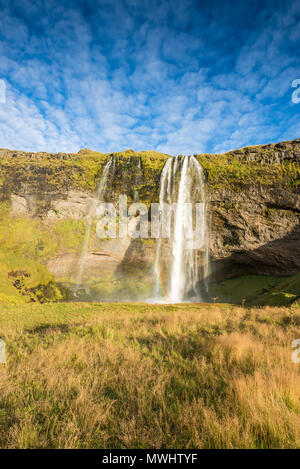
[
  {"xmin": 197, "ymin": 139, "xmax": 300, "ymax": 278},
  {"xmin": 0, "ymin": 139, "xmax": 299, "ymax": 304}
]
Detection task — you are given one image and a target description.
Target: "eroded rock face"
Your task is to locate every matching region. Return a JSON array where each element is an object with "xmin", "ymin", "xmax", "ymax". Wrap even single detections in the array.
[
  {"xmin": 46, "ymin": 192, "xmax": 93, "ymax": 219},
  {"xmin": 194, "ymin": 139, "xmax": 300, "ymax": 279},
  {"xmin": 10, "ymin": 190, "xmax": 94, "ymax": 219},
  {"xmin": 208, "ymin": 186, "xmax": 300, "ymax": 278},
  {"xmin": 10, "ymin": 194, "xmax": 29, "ymax": 215},
  {"xmin": 2, "ymin": 139, "xmax": 300, "ymax": 284}
]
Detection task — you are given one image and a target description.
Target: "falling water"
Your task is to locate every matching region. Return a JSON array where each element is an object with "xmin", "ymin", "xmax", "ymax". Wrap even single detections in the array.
[
  {"xmin": 155, "ymin": 155, "xmax": 209, "ymax": 302},
  {"xmin": 75, "ymin": 156, "xmax": 114, "ymax": 290},
  {"xmin": 154, "ymin": 157, "xmax": 173, "ymax": 296}
]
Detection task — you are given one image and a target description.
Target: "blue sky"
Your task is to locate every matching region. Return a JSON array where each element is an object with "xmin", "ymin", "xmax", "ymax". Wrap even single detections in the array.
[{"xmin": 0, "ymin": 0, "xmax": 299, "ymax": 155}]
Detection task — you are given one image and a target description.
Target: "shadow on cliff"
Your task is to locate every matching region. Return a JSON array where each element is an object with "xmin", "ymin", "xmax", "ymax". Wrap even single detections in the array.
[
  {"xmin": 211, "ymin": 222, "xmax": 300, "ymax": 279},
  {"xmin": 205, "ymin": 223, "xmax": 300, "ymax": 306}
]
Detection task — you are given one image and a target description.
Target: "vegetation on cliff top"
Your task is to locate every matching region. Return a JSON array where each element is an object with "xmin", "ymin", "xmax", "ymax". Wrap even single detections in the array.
[
  {"xmin": 195, "ymin": 139, "xmax": 300, "ymax": 190},
  {"xmin": 0, "ymin": 148, "xmax": 170, "ymax": 193},
  {"xmin": 1, "ymin": 139, "xmax": 299, "ymax": 193}
]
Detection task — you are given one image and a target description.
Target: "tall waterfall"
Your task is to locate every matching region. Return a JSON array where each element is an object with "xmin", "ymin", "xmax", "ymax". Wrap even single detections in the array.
[
  {"xmin": 155, "ymin": 155, "xmax": 209, "ymax": 302},
  {"xmin": 75, "ymin": 156, "xmax": 114, "ymax": 289}
]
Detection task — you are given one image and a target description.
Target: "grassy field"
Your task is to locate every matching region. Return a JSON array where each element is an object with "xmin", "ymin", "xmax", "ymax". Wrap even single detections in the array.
[{"xmin": 0, "ymin": 302, "xmax": 299, "ymax": 449}]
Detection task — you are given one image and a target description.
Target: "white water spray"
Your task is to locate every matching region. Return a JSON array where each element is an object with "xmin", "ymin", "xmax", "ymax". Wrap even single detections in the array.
[{"xmin": 155, "ymin": 156, "xmax": 209, "ymax": 302}]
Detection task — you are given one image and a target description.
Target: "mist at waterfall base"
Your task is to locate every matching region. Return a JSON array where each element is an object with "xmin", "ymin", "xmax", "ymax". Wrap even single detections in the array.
[{"xmin": 73, "ymin": 156, "xmax": 210, "ymax": 304}]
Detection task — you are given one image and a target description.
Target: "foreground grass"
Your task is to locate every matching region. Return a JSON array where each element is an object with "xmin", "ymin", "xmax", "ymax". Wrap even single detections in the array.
[{"xmin": 0, "ymin": 302, "xmax": 299, "ymax": 449}]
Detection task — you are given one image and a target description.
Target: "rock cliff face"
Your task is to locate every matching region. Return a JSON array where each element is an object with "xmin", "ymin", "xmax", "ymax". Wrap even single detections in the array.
[
  {"xmin": 197, "ymin": 140, "xmax": 300, "ymax": 279},
  {"xmin": 0, "ymin": 139, "xmax": 299, "ymax": 303},
  {"xmin": 209, "ymin": 185, "xmax": 300, "ymax": 279}
]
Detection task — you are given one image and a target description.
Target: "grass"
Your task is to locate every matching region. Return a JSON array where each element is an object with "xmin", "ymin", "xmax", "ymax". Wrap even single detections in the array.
[
  {"xmin": 0, "ymin": 302, "xmax": 299, "ymax": 448},
  {"xmin": 252, "ymin": 273, "xmax": 300, "ymax": 306},
  {"xmin": 209, "ymin": 274, "xmax": 300, "ymax": 307}
]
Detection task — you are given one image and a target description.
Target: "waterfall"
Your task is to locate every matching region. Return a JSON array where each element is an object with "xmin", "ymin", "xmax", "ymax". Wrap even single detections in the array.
[
  {"xmin": 154, "ymin": 155, "xmax": 209, "ymax": 302},
  {"xmin": 75, "ymin": 156, "xmax": 114, "ymax": 290},
  {"xmin": 154, "ymin": 157, "xmax": 173, "ymax": 296}
]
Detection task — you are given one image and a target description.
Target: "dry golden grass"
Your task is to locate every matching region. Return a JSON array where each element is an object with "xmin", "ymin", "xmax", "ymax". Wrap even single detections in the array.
[{"xmin": 0, "ymin": 302, "xmax": 299, "ymax": 448}]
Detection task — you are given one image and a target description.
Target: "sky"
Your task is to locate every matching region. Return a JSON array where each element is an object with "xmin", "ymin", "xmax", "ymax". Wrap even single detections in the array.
[{"xmin": 0, "ymin": 0, "xmax": 299, "ymax": 155}]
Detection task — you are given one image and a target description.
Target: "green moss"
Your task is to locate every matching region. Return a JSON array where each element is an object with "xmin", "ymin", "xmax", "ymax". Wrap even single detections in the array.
[
  {"xmin": 209, "ymin": 273, "xmax": 300, "ymax": 307},
  {"xmin": 0, "ymin": 203, "xmax": 57, "ymax": 261},
  {"xmin": 195, "ymin": 143, "xmax": 300, "ymax": 191},
  {"xmin": 0, "ymin": 203, "xmax": 89, "ymax": 303},
  {"xmin": 209, "ymin": 275, "xmax": 282, "ymax": 305},
  {"xmin": 0, "ymin": 248, "xmax": 62, "ymax": 303},
  {"xmin": 252, "ymin": 273, "xmax": 300, "ymax": 306},
  {"xmin": 0, "ymin": 141, "xmax": 299, "ymax": 196},
  {"xmin": 0, "ymin": 203, "xmax": 87, "ymax": 263},
  {"xmin": 53, "ymin": 219, "xmax": 86, "ymax": 253},
  {"xmin": 0, "ymin": 148, "xmax": 171, "ymax": 194}
]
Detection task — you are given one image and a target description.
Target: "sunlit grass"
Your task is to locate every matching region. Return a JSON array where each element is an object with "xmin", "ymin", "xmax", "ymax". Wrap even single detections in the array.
[{"xmin": 0, "ymin": 302, "xmax": 299, "ymax": 448}]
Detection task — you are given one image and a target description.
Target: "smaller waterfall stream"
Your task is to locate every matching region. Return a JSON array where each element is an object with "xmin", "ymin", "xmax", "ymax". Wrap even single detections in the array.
[
  {"xmin": 75, "ymin": 156, "xmax": 114, "ymax": 290},
  {"xmin": 154, "ymin": 157, "xmax": 173, "ymax": 296}
]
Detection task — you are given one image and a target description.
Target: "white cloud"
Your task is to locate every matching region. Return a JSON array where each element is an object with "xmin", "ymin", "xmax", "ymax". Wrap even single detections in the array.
[{"xmin": 0, "ymin": 0, "xmax": 299, "ymax": 155}]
